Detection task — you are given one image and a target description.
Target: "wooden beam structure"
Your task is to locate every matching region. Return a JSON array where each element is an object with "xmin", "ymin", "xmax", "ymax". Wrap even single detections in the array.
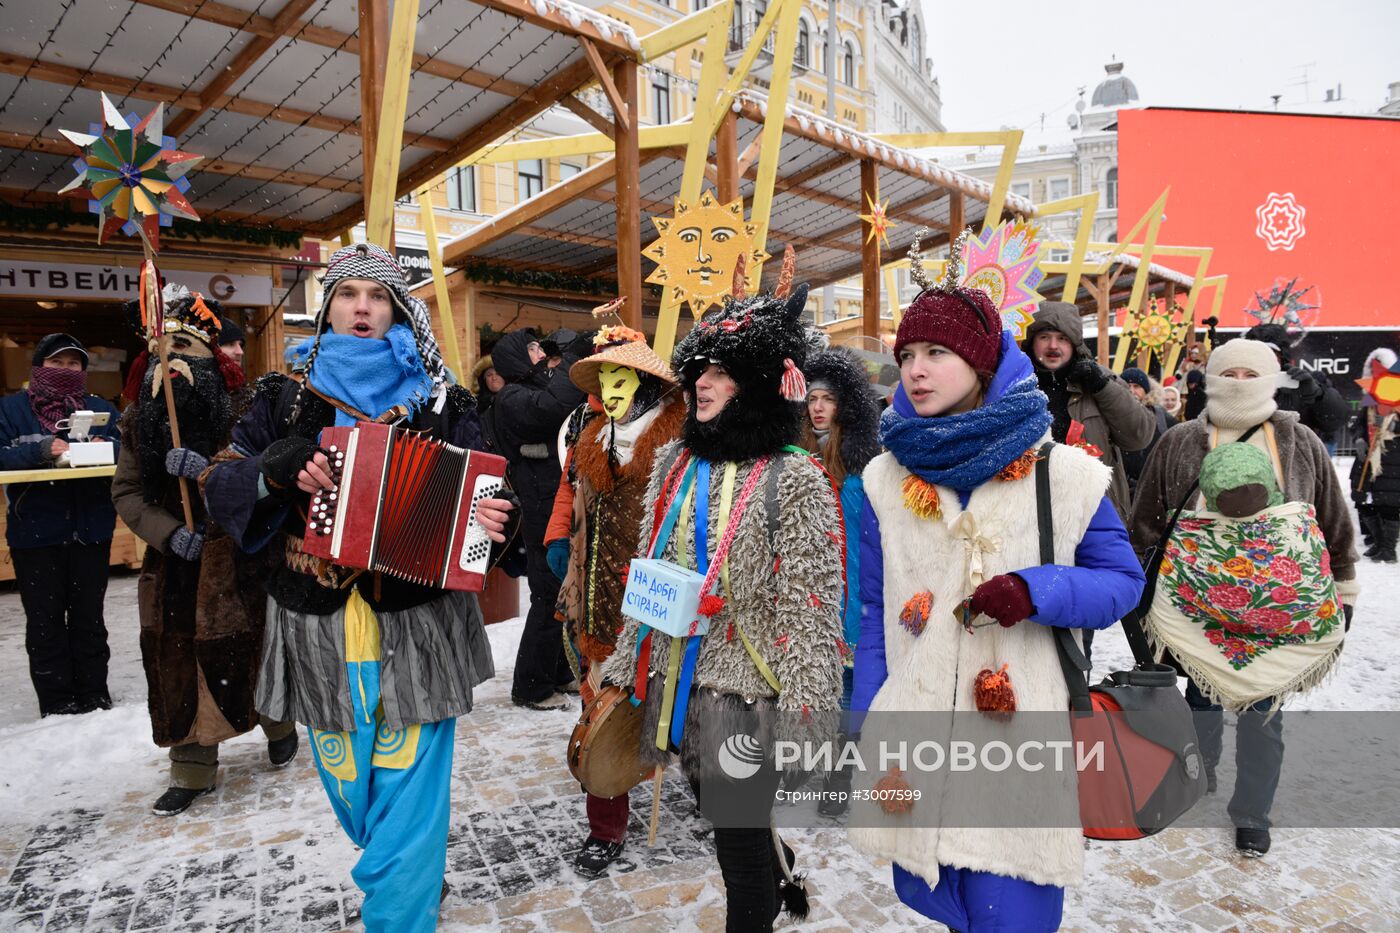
[
  {"xmin": 560, "ymin": 97, "xmax": 616, "ymax": 138},
  {"xmin": 167, "ymin": 0, "xmax": 319, "ymax": 137},
  {"xmin": 359, "ymin": 0, "xmax": 390, "ymax": 221},
  {"xmin": 578, "ymin": 38, "xmax": 629, "ymax": 134},
  {"xmin": 948, "ymin": 191, "xmax": 964, "ymax": 236},
  {"xmin": 715, "ymin": 110, "xmax": 739, "ymax": 202},
  {"xmin": 860, "ymin": 159, "xmax": 880, "ymax": 339},
  {"xmin": 0, "ymin": 52, "xmax": 455, "ymax": 151},
  {"xmin": 613, "ymin": 58, "xmax": 642, "ymax": 327},
  {"xmin": 317, "ymin": 54, "xmax": 600, "ymax": 237},
  {"xmin": 0, "ymin": 129, "xmax": 360, "ymax": 192}
]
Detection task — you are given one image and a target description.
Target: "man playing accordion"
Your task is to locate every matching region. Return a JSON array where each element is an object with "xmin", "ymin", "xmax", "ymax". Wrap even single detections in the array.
[{"xmin": 205, "ymin": 243, "xmax": 516, "ymax": 932}]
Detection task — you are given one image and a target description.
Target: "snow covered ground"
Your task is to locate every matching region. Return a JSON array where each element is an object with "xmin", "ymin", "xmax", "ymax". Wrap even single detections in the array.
[{"xmin": 0, "ymin": 458, "xmax": 1396, "ymax": 931}]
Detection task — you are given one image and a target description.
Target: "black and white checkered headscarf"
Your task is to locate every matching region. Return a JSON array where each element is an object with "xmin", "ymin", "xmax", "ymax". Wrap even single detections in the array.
[{"xmin": 316, "ymin": 243, "xmax": 449, "ymax": 400}]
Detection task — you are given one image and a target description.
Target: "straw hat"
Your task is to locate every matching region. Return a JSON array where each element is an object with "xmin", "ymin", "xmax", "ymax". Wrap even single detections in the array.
[{"xmin": 570, "ymin": 337, "xmax": 675, "ymax": 396}]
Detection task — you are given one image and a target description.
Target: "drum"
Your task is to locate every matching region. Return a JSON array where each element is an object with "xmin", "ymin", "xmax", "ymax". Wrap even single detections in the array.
[{"xmin": 567, "ymin": 684, "xmax": 653, "ymax": 798}]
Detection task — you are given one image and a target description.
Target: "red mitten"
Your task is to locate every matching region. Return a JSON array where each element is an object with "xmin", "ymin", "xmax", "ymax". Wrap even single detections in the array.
[{"xmin": 968, "ymin": 574, "xmax": 1034, "ymax": 627}]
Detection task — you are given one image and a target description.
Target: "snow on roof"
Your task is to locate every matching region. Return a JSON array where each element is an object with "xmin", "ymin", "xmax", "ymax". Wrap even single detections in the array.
[{"xmin": 1087, "ymin": 251, "xmax": 1196, "ymax": 288}]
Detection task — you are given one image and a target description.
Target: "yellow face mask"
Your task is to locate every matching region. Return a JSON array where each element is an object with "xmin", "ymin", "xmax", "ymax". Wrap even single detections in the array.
[{"xmin": 599, "ymin": 363, "xmax": 641, "ymax": 421}]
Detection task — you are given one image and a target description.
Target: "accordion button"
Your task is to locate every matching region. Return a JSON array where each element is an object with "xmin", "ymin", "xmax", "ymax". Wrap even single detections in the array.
[
  {"xmin": 329, "ymin": 445, "xmax": 338, "ymax": 453},
  {"xmin": 329, "ymin": 493, "xmax": 337, "ymax": 501}
]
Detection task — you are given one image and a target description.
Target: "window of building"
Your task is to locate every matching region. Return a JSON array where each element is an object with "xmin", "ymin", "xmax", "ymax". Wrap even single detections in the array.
[
  {"xmin": 1048, "ymin": 176, "xmax": 1071, "ymax": 201},
  {"xmin": 517, "ymin": 159, "xmax": 543, "ymax": 200},
  {"xmin": 1010, "ymin": 180, "xmax": 1031, "ymax": 199},
  {"xmin": 559, "ymin": 162, "xmax": 581, "ymax": 180},
  {"xmin": 909, "ymin": 19, "xmax": 921, "ymax": 71},
  {"xmin": 651, "ymin": 72, "xmax": 671, "ymax": 124},
  {"xmin": 843, "ymin": 42, "xmax": 855, "ymax": 87},
  {"xmin": 1105, "ymin": 167, "xmax": 1118, "ymax": 209},
  {"xmin": 1047, "ymin": 248, "xmax": 1071, "ymax": 263},
  {"xmin": 694, "ymin": 0, "xmax": 707, "ymax": 7},
  {"xmin": 797, "ymin": 21, "xmax": 809, "ymax": 67},
  {"xmin": 446, "ymin": 165, "xmax": 475, "ymax": 212}
]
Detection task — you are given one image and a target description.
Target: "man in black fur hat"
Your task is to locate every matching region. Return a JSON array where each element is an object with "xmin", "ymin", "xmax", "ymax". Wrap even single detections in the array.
[{"xmin": 112, "ymin": 285, "xmax": 297, "ymax": 816}]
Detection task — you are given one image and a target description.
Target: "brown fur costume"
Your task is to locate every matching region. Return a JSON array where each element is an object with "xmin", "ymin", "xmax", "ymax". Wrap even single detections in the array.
[
  {"xmin": 557, "ymin": 395, "xmax": 685, "ymax": 662},
  {"xmin": 112, "ymin": 388, "xmax": 272, "ymax": 747}
]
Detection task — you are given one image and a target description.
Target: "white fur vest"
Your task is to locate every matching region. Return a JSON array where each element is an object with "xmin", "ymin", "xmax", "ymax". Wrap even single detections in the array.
[{"xmin": 848, "ymin": 439, "xmax": 1110, "ymax": 889}]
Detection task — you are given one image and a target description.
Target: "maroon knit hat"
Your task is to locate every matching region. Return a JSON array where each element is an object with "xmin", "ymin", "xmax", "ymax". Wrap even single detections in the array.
[{"xmin": 894, "ymin": 286, "xmax": 1002, "ymax": 376}]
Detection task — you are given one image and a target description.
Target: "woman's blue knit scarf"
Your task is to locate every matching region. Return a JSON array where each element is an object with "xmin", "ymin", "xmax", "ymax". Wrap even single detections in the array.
[
  {"xmin": 880, "ymin": 330, "xmax": 1053, "ymax": 491},
  {"xmin": 289, "ymin": 323, "xmax": 432, "ymax": 427}
]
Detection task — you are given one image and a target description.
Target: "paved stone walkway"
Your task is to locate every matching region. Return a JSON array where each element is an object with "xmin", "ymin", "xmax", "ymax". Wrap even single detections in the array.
[{"xmin": 1, "ymin": 577, "xmax": 1397, "ymax": 931}]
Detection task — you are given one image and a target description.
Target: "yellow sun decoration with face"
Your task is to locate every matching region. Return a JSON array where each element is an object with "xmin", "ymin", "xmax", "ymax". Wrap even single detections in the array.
[{"xmin": 643, "ymin": 190, "xmax": 769, "ymax": 316}]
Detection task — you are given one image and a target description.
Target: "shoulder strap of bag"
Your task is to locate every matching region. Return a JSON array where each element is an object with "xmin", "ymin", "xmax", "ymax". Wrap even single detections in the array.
[{"xmin": 1036, "ymin": 443, "xmax": 1095, "ymax": 713}]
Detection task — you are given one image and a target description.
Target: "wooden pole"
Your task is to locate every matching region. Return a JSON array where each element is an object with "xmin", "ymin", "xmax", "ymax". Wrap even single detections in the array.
[
  {"xmin": 418, "ymin": 184, "xmax": 463, "ymax": 379},
  {"xmin": 948, "ymin": 191, "xmax": 964, "ymax": 237},
  {"xmin": 860, "ymin": 159, "xmax": 880, "ymax": 340},
  {"xmin": 1095, "ymin": 273, "xmax": 1110, "ymax": 367},
  {"xmin": 366, "ymin": 0, "xmax": 421, "ymax": 248},
  {"xmin": 614, "ymin": 58, "xmax": 642, "ymax": 331},
  {"xmin": 716, "ymin": 110, "xmax": 739, "ymax": 203},
  {"xmin": 358, "ymin": 0, "xmax": 388, "ymax": 235},
  {"xmin": 139, "ymin": 246, "xmax": 195, "ymax": 531}
]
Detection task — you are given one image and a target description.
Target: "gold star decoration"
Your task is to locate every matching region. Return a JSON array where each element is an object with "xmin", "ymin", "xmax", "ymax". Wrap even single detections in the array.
[{"xmin": 860, "ymin": 194, "xmax": 896, "ymax": 248}]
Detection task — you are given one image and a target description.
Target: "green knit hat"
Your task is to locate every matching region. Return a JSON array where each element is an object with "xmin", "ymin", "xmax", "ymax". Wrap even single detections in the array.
[{"xmin": 1200, "ymin": 443, "xmax": 1283, "ymax": 516}]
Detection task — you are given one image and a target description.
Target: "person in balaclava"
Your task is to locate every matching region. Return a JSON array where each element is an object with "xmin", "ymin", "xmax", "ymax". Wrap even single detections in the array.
[
  {"xmin": 204, "ymin": 243, "xmax": 517, "ymax": 932},
  {"xmin": 486, "ymin": 327, "xmax": 593, "ymax": 709},
  {"xmin": 1130, "ymin": 337, "xmax": 1359, "ymax": 857},
  {"xmin": 601, "ymin": 282, "xmax": 844, "ymax": 931},
  {"xmin": 543, "ymin": 323, "xmax": 685, "ymax": 877},
  {"xmin": 111, "ymin": 285, "xmax": 296, "ymax": 816},
  {"xmin": 0, "ymin": 333, "xmax": 121, "ymax": 716}
]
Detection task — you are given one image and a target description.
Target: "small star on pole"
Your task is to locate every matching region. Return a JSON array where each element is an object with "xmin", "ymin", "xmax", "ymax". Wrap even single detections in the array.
[{"xmin": 860, "ymin": 194, "xmax": 897, "ymax": 248}]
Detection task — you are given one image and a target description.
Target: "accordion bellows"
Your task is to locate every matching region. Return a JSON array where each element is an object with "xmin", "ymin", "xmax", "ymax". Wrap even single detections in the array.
[{"xmin": 302, "ymin": 421, "xmax": 506, "ymax": 591}]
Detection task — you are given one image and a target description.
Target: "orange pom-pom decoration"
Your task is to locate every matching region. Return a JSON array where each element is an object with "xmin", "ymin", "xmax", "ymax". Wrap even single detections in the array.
[
  {"xmin": 974, "ymin": 664, "xmax": 1017, "ymax": 721},
  {"xmin": 699, "ymin": 594, "xmax": 726, "ymax": 617},
  {"xmin": 996, "ymin": 449, "xmax": 1038, "ymax": 482},
  {"xmin": 874, "ymin": 768, "xmax": 916, "ymax": 815},
  {"xmin": 901, "ymin": 474, "xmax": 942, "ymax": 520},
  {"xmin": 899, "ymin": 591, "xmax": 934, "ymax": 636}
]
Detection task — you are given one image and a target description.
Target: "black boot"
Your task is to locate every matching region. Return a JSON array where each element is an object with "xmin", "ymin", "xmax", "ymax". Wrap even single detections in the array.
[
  {"xmin": 152, "ymin": 785, "xmax": 215, "ymax": 817},
  {"xmin": 1359, "ymin": 508, "xmax": 1380, "ymax": 557},
  {"xmin": 1235, "ymin": 826, "xmax": 1271, "ymax": 857},
  {"xmin": 817, "ymin": 768, "xmax": 851, "ymax": 817},
  {"xmin": 268, "ymin": 730, "xmax": 299, "ymax": 768},
  {"xmin": 573, "ymin": 835, "xmax": 625, "ymax": 878},
  {"xmin": 1375, "ymin": 517, "xmax": 1399, "ymax": 563}
]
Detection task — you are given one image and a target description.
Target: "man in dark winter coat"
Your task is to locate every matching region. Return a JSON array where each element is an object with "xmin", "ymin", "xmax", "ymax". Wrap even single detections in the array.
[
  {"xmin": 0, "ymin": 333, "xmax": 121, "ymax": 717},
  {"xmin": 1244, "ymin": 324, "xmax": 1350, "ymax": 448},
  {"xmin": 486, "ymin": 328, "xmax": 590, "ymax": 708},
  {"xmin": 1023, "ymin": 302, "xmax": 1155, "ymax": 520},
  {"xmin": 1351, "ymin": 348, "xmax": 1400, "ymax": 562}
]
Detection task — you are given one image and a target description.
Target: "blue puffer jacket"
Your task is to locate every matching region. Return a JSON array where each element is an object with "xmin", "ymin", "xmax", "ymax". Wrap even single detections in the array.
[
  {"xmin": 0, "ymin": 391, "xmax": 121, "ymax": 549},
  {"xmin": 851, "ymin": 332, "xmax": 1144, "ymax": 933},
  {"xmin": 838, "ymin": 472, "xmax": 865, "ymax": 663}
]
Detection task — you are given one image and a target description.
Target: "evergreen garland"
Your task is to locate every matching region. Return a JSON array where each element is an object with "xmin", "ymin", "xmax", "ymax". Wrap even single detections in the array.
[
  {"xmin": 460, "ymin": 259, "xmax": 616, "ymax": 296},
  {"xmin": 0, "ymin": 201, "xmax": 303, "ymax": 249}
]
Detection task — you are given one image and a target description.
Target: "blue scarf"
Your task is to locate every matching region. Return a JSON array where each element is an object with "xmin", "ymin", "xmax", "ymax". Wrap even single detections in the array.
[
  {"xmin": 880, "ymin": 330, "xmax": 1053, "ymax": 492},
  {"xmin": 290, "ymin": 323, "xmax": 432, "ymax": 427}
]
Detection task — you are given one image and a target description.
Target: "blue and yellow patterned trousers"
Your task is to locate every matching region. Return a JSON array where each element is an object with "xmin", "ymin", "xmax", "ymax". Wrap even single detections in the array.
[{"xmin": 309, "ymin": 592, "xmax": 455, "ymax": 933}]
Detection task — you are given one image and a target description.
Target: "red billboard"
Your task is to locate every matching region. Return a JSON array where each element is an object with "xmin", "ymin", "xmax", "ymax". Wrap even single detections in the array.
[{"xmin": 1117, "ymin": 107, "xmax": 1400, "ymax": 330}]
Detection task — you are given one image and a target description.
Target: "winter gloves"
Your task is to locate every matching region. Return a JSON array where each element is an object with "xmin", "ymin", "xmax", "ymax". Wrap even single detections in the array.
[
  {"xmin": 1068, "ymin": 358, "xmax": 1111, "ymax": 394},
  {"xmin": 165, "ymin": 447, "xmax": 209, "ymax": 479},
  {"xmin": 1286, "ymin": 366, "xmax": 1323, "ymax": 405},
  {"xmin": 969, "ymin": 573, "xmax": 1034, "ymax": 627},
  {"xmin": 260, "ymin": 436, "xmax": 318, "ymax": 492},
  {"xmin": 168, "ymin": 526, "xmax": 205, "ymax": 562},
  {"xmin": 546, "ymin": 539, "xmax": 570, "ymax": 580}
]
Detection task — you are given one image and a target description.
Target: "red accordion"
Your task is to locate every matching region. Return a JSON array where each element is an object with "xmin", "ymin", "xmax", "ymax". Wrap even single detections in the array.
[{"xmin": 301, "ymin": 421, "xmax": 507, "ymax": 592}]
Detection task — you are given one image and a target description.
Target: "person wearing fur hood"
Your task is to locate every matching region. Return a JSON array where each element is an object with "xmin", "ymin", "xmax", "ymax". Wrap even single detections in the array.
[
  {"xmin": 849, "ymin": 271, "xmax": 1145, "ymax": 932},
  {"xmin": 600, "ymin": 282, "xmax": 843, "ymax": 931},
  {"xmin": 798, "ymin": 347, "xmax": 881, "ymax": 817},
  {"xmin": 1128, "ymin": 337, "xmax": 1359, "ymax": 857}
]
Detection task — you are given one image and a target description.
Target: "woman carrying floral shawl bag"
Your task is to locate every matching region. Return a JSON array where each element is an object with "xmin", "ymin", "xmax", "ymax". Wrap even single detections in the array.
[{"xmin": 1148, "ymin": 442, "xmax": 1345, "ymax": 713}]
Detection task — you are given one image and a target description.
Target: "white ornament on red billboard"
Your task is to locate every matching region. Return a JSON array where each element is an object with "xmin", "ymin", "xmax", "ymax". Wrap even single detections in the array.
[{"xmin": 1254, "ymin": 192, "xmax": 1306, "ymax": 251}]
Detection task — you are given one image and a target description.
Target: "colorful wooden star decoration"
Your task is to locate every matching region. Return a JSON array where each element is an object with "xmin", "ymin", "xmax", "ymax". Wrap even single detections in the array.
[
  {"xmin": 1357, "ymin": 357, "xmax": 1400, "ymax": 416},
  {"xmin": 860, "ymin": 194, "xmax": 896, "ymax": 248},
  {"xmin": 959, "ymin": 220, "xmax": 1046, "ymax": 338},
  {"xmin": 57, "ymin": 92, "xmax": 202, "ymax": 250}
]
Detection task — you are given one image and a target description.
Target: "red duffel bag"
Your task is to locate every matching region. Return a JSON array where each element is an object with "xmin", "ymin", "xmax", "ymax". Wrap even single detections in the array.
[{"xmin": 1035, "ymin": 444, "xmax": 1208, "ymax": 840}]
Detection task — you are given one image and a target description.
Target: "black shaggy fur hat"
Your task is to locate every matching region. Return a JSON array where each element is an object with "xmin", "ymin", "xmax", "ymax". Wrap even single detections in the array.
[
  {"xmin": 673, "ymin": 283, "xmax": 811, "ymax": 462},
  {"xmin": 803, "ymin": 347, "xmax": 882, "ymax": 474}
]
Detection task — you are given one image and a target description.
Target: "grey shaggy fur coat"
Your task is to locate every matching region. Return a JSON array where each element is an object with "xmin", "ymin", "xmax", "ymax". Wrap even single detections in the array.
[{"xmin": 601, "ymin": 441, "xmax": 844, "ymax": 786}]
